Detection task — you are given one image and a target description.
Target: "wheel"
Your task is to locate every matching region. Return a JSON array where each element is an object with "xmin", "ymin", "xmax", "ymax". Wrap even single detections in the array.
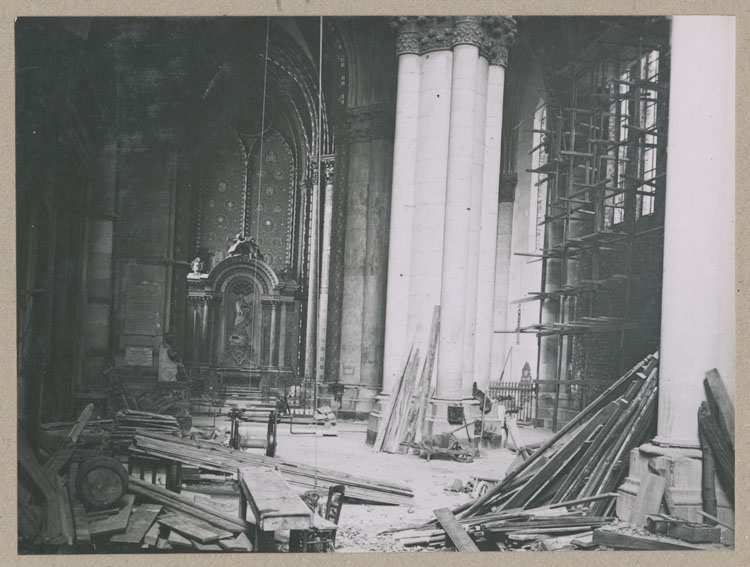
[
  {"xmin": 76, "ymin": 456, "xmax": 129, "ymax": 509},
  {"xmin": 265, "ymin": 411, "xmax": 277, "ymax": 457}
]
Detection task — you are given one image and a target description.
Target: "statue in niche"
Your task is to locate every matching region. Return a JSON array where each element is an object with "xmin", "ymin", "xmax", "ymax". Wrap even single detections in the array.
[
  {"xmin": 225, "ymin": 286, "xmax": 255, "ymax": 366},
  {"xmin": 227, "ymin": 233, "xmax": 264, "ymax": 260}
]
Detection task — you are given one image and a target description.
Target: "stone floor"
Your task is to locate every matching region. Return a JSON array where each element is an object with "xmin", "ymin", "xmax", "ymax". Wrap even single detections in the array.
[{"xmin": 188, "ymin": 415, "xmax": 554, "ymax": 551}]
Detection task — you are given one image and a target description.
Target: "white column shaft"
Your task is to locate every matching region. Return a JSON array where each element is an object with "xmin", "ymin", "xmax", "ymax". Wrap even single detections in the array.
[
  {"xmin": 436, "ymin": 44, "xmax": 479, "ymax": 400},
  {"xmin": 382, "ymin": 52, "xmax": 421, "ymax": 394},
  {"xmin": 474, "ymin": 63, "xmax": 506, "ymax": 391},
  {"xmin": 461, "ymin": 56, "xmax": 489, "ymax": 395},
  {"xmin": 316, "ymin": 180, "xmax": 334, "ymax": 382},
  {"xmin": 657, "ymin": 16, "xmax": 735, "ymax": 447}
]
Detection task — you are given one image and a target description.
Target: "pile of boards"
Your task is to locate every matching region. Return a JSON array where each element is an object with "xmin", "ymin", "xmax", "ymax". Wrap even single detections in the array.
[
  {"xmin": 374, "ymin": 307, "xmax": 440, "ymax": 453},
  {"xmin": 393, "ymin": 506, "xmax": 617, "ymax": 550},
  {"xmin": 130, "ymin": 430, "xmax": 414, "ymax": 505},
  {"xmin": 112, "ymin": 410, "xmax": 180, "ymax": 452},
  {"xmin": 77, "ymin": 475, "xmax": 255, "ymax": 552},
  {"xmin": 393, "ymin": 352, "xmax": 661, "ymax": 550}
]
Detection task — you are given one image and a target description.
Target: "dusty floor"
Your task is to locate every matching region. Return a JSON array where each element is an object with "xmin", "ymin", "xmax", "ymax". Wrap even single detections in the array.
[{"xmin": 188, "ymin": 415, "xmax": 553, "ymax": 552}]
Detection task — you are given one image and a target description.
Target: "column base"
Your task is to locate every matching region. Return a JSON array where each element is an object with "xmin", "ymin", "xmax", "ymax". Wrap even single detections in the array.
[
  {"xmin": 617, "ymin": 443, "xmax": 734, "ymax": 543},
  {"xmin": 366, "ymin": 395, "xmax": 483, "ymax": 445},
  {"xmin": 318, "ymin": 383, "xmax": 379, "ymax": 422},
  {"xmin": 424, "ymin": 397, "xmax": 481, "ymax": 437}
]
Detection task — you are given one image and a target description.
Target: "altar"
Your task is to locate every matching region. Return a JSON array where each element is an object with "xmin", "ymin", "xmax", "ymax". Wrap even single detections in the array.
[{"xmin": 184, "ymin": 253, "xmax": 303, "ymax": 386}]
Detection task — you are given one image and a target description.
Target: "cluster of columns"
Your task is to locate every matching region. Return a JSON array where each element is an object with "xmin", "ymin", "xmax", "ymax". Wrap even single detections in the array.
[
  {"xmin": 617, "ymin": 16, "xmax": 735, "ymax": 524},
  {"xmin": 378, "ymin": 16, "xmax": 516, "ymax": 434}
]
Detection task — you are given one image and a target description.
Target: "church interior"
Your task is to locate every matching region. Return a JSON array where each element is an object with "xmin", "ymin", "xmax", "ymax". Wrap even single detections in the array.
[{"xmin": 16, "ymin": 15, "xmax": 735, "ymax": 553}]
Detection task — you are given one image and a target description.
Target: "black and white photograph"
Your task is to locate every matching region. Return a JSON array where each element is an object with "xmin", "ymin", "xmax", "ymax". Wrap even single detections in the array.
[{"xmin": 14, "ymin": 11, "xmax": 736, "ymax": 555}]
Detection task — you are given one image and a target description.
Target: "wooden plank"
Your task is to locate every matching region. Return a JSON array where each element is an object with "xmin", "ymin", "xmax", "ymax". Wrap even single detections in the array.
[
  {"xmin": 67, "ymin": 403, "xmax": 95, "ymax": 446},
  {"xmin": 128, "ymin": 477, "xmax": 252, "ymax": 532},
  {"xmin": 704, "ymin": 369, "xmax": 734, "ymax": 446},
  {"xmin": 503, "ymin": 402, "xmax": 620, "ymax": 510},
  {"xmin": 698, "ymin": 401, "xmax": 734, "ymax": 498},
  {"xmin": 167, "ymin": 530, "xmax": 192, "ymax": 548},
  {"xmin": 192, "ymin": 540, "xmax": 222, "ymax": 551},
  {"xmin": 239, "ymin": 468, "xmax": 311, "ymax": 532},
  {"xmin": 434, "ymin": 508, "xmax": 479, "ymax": 552},
  {"xmin": 234, "ymin": 532, "xmax": 254, "ymax": 551},
  {"xmin": 42, "ymin": 447, "xmax": 75, "ymax": 478},
  {"xmin": 110, "ymin": 504, "xmax": 162, "ymax": 544},
  {"xmin": 88, "ymin": 494, "xmax": 135, "ymax": 537},
  {"xmin": 667, "ymin": 522, "xmax": 721, "ymax": 544},
  {"xmin": 592, "ymin": 528, "xmax": 702, "ymax": 550},
  {"xmin": 373, "ymin": 344, "xmax": 414, "ymax": 452},
  {"xmin": 218, "ymin": 537, "xmax": 250, "ymax": 551},
  {"xmin": 67, "ymin": 478, "xmax": 91, "ymax": 545},
  {"xmin": 156, "ymin": 537, "xmax": 173, "ymax": 549},
  {"xmin": 410, "ymin": 306, "xmax": 440, "ymax": 444},
  {"xmin": 55, "ymin": 475, "xmax": 75, "ymax": 546},
  {"xmin": 143, "ymin": 522, "xmax": 161, "ymax": 546},
  {"xmin": 627, "ymin": 472, "xmax": 666, "ymax": 526},
  {"xmin": 157, "ymin": 511, "xmax": 228, "ymax": 543}
]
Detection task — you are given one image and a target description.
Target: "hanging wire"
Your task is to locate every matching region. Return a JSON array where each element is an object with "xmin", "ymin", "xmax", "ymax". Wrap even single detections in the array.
[
  {"xmin": 248, "ymin": 17, "xmax": 271, "ymax": 401},
  {"xmin": 313, "ymin": 14, "xmax": 324, "ymax": 492}
]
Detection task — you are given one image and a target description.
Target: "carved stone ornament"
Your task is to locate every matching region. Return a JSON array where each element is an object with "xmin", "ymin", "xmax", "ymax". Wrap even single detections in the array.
[
  {"xmin": 391, "ymin": 16, "xmax": 516, "ymax": 63},
  {"xmin": 451, "ymin": 17, "xmax": 483, "ymax": 48},
  {"xmin": 392, "ymin": 16, "xmax": 421, "ymax": 56},
  {"xmin": 322, "ymin": 158, "xmax": 335, "ymax": 185}
]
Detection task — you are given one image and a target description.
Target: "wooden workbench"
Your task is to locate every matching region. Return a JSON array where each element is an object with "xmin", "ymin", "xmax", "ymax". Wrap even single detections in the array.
[{"xmin": 238, "ymin": 467, "xmax": 312, "ymax": 551}]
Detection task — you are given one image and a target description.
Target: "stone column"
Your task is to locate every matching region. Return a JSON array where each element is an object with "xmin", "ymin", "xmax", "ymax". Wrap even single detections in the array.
[
  {"xmin": 339, "ymin": 111, "xmax": 370, "ymax": 394},
  {"xmin": 489, "ymin": 176, "xmax": 516, "ymax": 380},
  {"xmin": 361, "ymin": 112, "xmax": 393, "ymax": 396},
  {"xmin": 316, "ymin": 158, "xmax": 335, "ymax": 383},
  {"xmin": 460, "ymin": 54, "xmax": 489, "ymax": 395},
  {"xmin": 80, "ymin": 140, "xmax": 118, "ymax": 383},
  {"xmin": 655, "ymin": 16, "xmax": 735, "ymax": 447},
  {"xmin": 436, "ymin": 18, "xmax": 483, "ymax": 401},
  {"xmin": 269, "ymin": 301, "xmax": 279, "ymax": 366},
  {"xmin": 475, "ymin": 35, "xmax": 510, "ymax": 391},
  {"xmin": 407, "ymin": 35, "xmax": 453, "ymax": 354},
  {"xmin": 382, "ymin": 18, "xmax": 421, "ymax": 396},
  {"xmin": 303, "ymin": 172, "xmax": 319, "ymax": 381},
  {"xmin": 617, "ymin": 16, "xmax": 735, "ymax": 526}
]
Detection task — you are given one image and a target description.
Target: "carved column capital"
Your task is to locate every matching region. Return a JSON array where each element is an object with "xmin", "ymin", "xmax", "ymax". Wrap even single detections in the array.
[
  {"xmin": 392, "ymin": 16, "xmax": 516, "ymax": 62},
  {"xmin": 451, "ymin": 17, "xmax": 484, "ymax": 48},
  {"xmin": 418, "ymin": 16, "xmax": 454, "ymax": 54},
  {"xmin": 322, "ymin": 157, "xmax": 335, "ymax": 185},
  {"xmin": 481, "ymin": 16, "xmax": 517, "ymax": 67},
  {"xmin": 392, "ymin": 16, "xmax": 422, "ymax": 56}
]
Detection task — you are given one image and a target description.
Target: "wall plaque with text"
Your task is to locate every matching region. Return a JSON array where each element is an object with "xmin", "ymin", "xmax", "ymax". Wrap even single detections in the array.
[
  {"xmin": 124, "ymin": 346, "xmax": 153, "ymax": 367},
  {"xmin": 125, "ymin": 284, "xmax": 158, "ymax": 335}
]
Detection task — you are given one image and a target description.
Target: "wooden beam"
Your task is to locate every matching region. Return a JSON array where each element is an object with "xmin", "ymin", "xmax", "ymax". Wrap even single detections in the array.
[
  {"xmin": 704, "ymin": 369, "xmax": 734, "ymax": 446},
  {"xmin": 433, "ymin": 508, "xmax": 479, "ymax": 552}
]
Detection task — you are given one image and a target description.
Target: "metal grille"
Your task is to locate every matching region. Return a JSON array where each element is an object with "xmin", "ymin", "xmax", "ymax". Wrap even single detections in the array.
[{"xmin": 486, "ymin": 381, "xmax": 537, "ymax": 424}]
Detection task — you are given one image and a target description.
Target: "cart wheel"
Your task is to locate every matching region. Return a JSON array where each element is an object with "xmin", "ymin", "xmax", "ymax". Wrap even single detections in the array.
[
  {"xmin": 76, "ymin": 456, "xmax": 129, "ymax": 509},
  {"xmin": 266, "ymin": 411, "xmax": 278, "ymax": 457}
]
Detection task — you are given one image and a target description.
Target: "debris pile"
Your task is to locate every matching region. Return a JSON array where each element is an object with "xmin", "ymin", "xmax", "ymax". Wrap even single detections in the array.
[{"xmin": 392, "ymin": 352, "xmax": 661, "ymax": 550}]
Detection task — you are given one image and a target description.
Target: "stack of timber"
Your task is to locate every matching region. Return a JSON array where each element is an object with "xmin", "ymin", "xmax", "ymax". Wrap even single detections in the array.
[
  {"xmin": 112, "ymin": 410, "xmax": 180, "ymax": 452},
  {"xmin": 394, "ymin": 352, "xmax": 660, "ymax": 550},
  {"xmin": 374, "ymin": 306, "xmax": 440, "ymax": 453},
  {"xmin": 393, "ymin": 505, "xmax": 617, "ymax": 550},
  {"xmin": 698, "ymin": 369, "xmax": 734, "ymax": 505},
  {"xmin": 130, "ymin": 430, "xmax": 414, "ymax": 505}
]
